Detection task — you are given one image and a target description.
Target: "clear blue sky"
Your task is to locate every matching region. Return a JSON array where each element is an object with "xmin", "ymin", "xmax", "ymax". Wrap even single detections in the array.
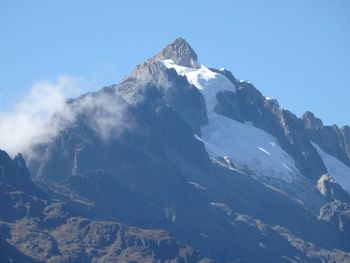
[{"xmin": 1, "ymin": 0, "xmax": 349, "ymax": 126}]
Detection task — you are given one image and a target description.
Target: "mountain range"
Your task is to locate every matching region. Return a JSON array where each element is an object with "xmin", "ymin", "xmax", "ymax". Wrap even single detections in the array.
[{"xmin": 1, "ymin": 38, "xmax": 350, "ymax": 262}]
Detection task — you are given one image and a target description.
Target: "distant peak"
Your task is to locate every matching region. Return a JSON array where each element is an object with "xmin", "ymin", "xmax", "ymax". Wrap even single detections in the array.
[{"xmin": 154, "ymin": 37, "xmax": 199, "ymax": 68}]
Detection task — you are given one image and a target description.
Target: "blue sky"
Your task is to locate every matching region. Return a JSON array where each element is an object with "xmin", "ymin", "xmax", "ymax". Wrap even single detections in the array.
[{"xmin": 1, "ymin": 0, "xmax": 349, "ymax": 125}]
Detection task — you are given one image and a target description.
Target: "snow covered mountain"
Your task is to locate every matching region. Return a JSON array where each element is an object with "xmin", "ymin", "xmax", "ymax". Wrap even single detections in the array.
[
  {"xmin": 1, "ymin": 38, "xmax": 350, "ymax": 262},
  {"xmin": 162, "ymin": 58, "xmax": 301, "ymax": 184}
]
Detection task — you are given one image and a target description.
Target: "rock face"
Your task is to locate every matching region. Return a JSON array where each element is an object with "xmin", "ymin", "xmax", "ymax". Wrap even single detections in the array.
[
  {"xmin": 128, "ymin": 59, "xmax": 208, "ymax": 135},
  {"xmin": 7, "ymin": 217, "xmax": 207, "ymax": 263},
  {"xmin": 153, "ymin": 37, "xmax": 200, "ymax": 68},
  {"xmin": 320, "ymin": 201, "xmax": 350, "ymax": 236},
  {"xmin": 0, "ymin": 148, "xmax": 208, "ymax": 262},
  {"xmin": 2, "ymin": 38, "xmax": 350, "ymax": 262},
  {"xmin": 0, "ymin": 150, "xmax": 38, "ymax": 194},
  {"xmin": 302, "ymin": 111, "xmax": 350, "ymax": 167},
  {"xmin": 342, "ymin": 126, "xmax": 350, "ymax": 160}
]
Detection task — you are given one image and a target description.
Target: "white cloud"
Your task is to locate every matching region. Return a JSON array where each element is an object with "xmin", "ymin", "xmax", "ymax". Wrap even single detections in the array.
[
  {"xmin": 0, "ymin": 73, "xmax": 134, "ymax": 158},
  {"xmin": 0, "ymin": 75, "xmax": 93, "ymax": 156},
  {"xmin": 70, "ymin": 88, "xmax": 130, "ymax": 141}
]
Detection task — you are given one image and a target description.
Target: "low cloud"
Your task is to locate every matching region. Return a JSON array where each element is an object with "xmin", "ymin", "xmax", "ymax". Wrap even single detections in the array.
[
  {"xmin": 70, "ymin": 89, "xmax": 130, "ymax": 141},
  {"xmin": 0, "ymin": 75, "xmax": 127, "ymax": 157}
]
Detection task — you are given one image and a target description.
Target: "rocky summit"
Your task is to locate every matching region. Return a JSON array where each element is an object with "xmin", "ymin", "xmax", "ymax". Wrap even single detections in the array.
[{"xmin": 1, "ymin": 38, "xmax": 350, "ymax": 262}]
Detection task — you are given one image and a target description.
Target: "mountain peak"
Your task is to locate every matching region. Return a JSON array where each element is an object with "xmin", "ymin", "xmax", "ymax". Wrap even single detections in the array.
[
  {"xmin": 302, "ymin": 111, "xmax": 323, "ymax": 129},
  {"xmin": 154, "ymin": 37, "xmax": 200, "ymax": 68}
]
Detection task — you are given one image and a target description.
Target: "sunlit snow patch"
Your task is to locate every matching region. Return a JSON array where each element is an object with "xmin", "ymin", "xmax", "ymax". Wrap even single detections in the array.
[
  {"xmin": 210, "ymin": 202, "xmax": 232, "ymax": 215},
  {"xmin": 201, "ymin": 112, "xmax": 300, "ymax": 183},
  {"xmin": 162, "ymin": 59, "xmax": 236, "ymax": 111},
  {"xmin": 188, "ymin": 181, "xmax": 207, "ymax": 191},
  {"xmin": 312, "ymin": 143, "xmax": 350, "ymax": 193},
  {"xmin": 258, "ymin": 147, "xmax": 271, "ymax": 156}
]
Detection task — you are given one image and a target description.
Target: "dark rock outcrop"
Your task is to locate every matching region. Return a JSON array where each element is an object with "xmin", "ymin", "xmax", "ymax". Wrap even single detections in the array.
[
  {"xmin": 0, "ymin": 150, "xmax": 38, "ymax": 194},
  {"xmin": 209, "ymin": 67, "xmax": 240, "ymax": 87},
  {"xmin": 317, "ymin": 174, "xmax": 350, "ymax": 203},
  {"xmin": 302, "ymin": 111, "xmax": 350, "ymax": 167},
  {"xmin": 342, "ymin": 126, "xmax": 350, "ymax": 161}
]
